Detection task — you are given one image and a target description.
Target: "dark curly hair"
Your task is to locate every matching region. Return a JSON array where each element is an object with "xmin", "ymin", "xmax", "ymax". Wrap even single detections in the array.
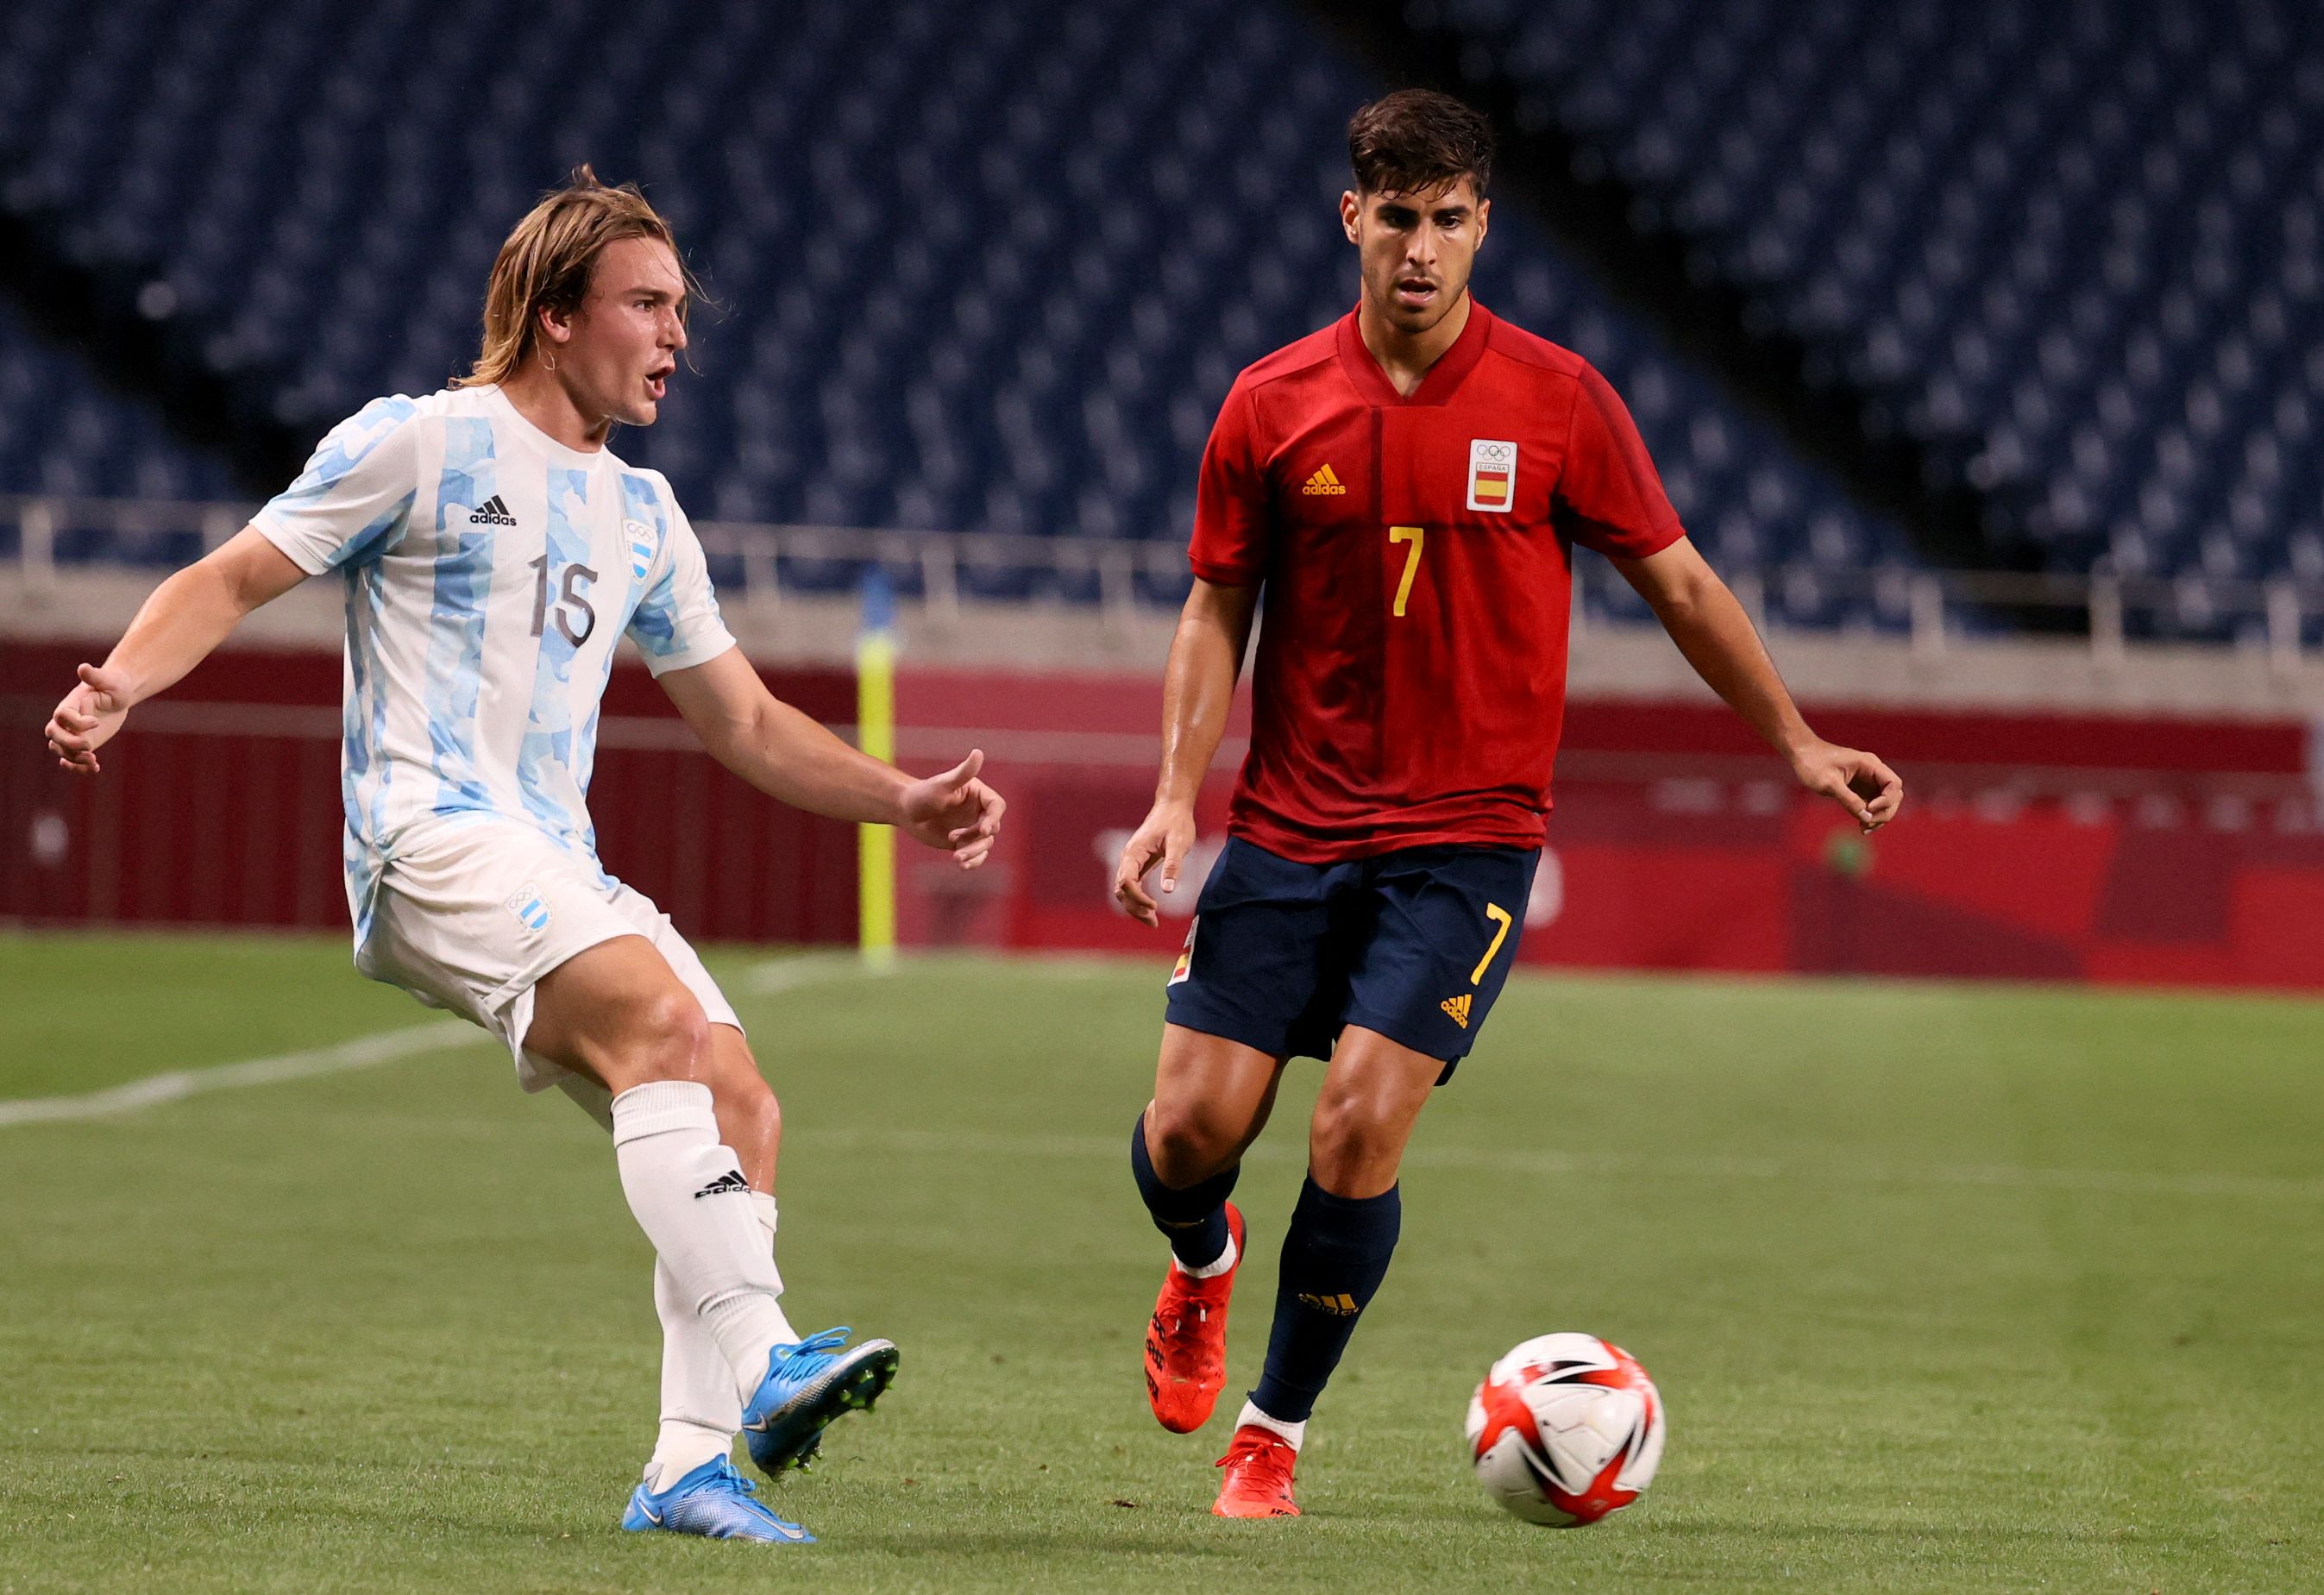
[{"xmin": 1347, "ymin": 89, "xmax": 1493, "ymax": 198}]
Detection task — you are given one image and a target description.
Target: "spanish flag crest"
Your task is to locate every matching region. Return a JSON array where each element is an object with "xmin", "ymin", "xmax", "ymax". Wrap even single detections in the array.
[
  {"xmin": 1467, "ymin": 437, "xmax": 1516, "ymax": 513},
  {"xmin": 1169, "ymin": 919, "xmax": 1197, "ymax": 985}
]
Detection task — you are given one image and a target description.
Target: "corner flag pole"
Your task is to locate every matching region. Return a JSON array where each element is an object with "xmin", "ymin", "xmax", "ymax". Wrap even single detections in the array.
[{"xmin": 857, "ymin": 563, "xmax": 897, "ymax": 969}]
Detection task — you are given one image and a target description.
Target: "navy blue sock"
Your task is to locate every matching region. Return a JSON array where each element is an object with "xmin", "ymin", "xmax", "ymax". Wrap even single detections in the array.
[
  {"xmin": 1120, "ymin": 1121, "xmax": 1236, "ymax": 1265},
  {"xmin": 1128, "ymin": 1112, "xmax": 1240, "ymax": 1268},
  {"xmin": 1250, "ymin": 1177, "xmax": 1402, "ymax": 1424}
]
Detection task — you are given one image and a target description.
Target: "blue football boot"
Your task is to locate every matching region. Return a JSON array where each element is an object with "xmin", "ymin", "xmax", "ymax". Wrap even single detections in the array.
[
  {"xmin": 741, "ymin": 1326, "xmax": 900, "ymax": 1476},
  {"xmin": 620, "ymin": 1455, "xmax": 814, "ymax": 1543}
]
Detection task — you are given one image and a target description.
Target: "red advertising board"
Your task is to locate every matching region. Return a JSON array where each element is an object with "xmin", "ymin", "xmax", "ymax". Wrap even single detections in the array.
[
  {"xmin": 893, "ymin": 668, "xmax": 2324, "ymax": 991},
  {"xmin": 0, "ymin": 641, "xmax": 858, "ymax": 944},
  {"xmin": 9, "ymin": 644, "xmax": 2321, "ymax": 991}
]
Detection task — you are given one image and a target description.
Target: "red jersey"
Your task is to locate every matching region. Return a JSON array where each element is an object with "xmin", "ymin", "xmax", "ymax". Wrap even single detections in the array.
[{"xmin": 1188, "ymin": 300, "xmax": 1684, "ymax": 862}]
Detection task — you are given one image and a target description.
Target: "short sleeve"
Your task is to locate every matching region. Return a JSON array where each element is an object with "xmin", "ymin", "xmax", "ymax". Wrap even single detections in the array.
[
  {"xmin": 1187, "ymin": 380, "xmax": 1272, "ymax": 586},
  {"xmin": 625, "ymin": 490, "xmax": 737, "ymax": 676},
  {"xmin": 1554, "ymin": 364, "xmax": 1685, "ymax": 561},
  {"xmin": 252, "ymin": 396, "xmax": 422, "ymax": 575}
]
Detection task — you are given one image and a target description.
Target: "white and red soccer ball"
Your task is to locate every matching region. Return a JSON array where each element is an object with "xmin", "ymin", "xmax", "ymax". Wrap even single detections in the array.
[{"xmin": 1465, "ymin": 1332, "xmax": 1665, "ymax": 1526}]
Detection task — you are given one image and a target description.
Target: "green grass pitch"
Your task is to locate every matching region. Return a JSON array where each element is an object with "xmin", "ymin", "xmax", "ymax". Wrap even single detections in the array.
[{"xmin": 1, "ymin": 930, "xmax": 2319, "ymax": 1592}]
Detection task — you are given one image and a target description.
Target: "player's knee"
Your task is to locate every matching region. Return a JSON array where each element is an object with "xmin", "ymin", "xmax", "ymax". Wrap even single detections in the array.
[
  {"xmin": 622, "ymin": 990, "xmax": 713, "ymax": 1083},
  {"xmin": 719, "ymin": 1060, "xmax": 781, "ymax": 1144},
  {"xmin": 1146, "ymin": 1099, "xmax": 1243, "ymax": 1184},
  {"xmin": 1309, "ymin": 1088, "xmax": 1403, "ymax": 1186}
]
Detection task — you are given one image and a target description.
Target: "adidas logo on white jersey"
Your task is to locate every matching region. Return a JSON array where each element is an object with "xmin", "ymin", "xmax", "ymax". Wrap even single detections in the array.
[{"xmin": 467, "ymin": 495, "xmax": 518, "ymax": 527}]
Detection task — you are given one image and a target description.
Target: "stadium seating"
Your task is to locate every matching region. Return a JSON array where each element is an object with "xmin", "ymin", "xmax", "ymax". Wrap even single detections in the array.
[
  {"xmin": 1433, "ymin": 0, "xmax": 2324, "ymax": 638},
  {"xmin": 0, "ymin": 0, "xmax": 1919, "ymax": 628},
  {"xmin": 0, "ymin": 297, "xmax": 235, "ymax": 506},
  {"xmin": 0, "ymin": 294, "xmax": 238, "ymax": 569}
]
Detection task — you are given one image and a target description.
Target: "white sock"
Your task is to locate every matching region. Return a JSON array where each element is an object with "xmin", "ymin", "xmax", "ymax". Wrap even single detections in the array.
[
  {"xmin": 1170, "ymin": 1230, "xmax": 1239, "ymax": 1279},
  {"xmin": 1237, "ymin": 1398, "xmax": 1306, "ymax": 1450},
  {"xmin": 649, "ymin": 1257, "xmax": 740, "ymax": 1481},
  {"xmin": 611, "ymin": 1081, "xmax": 795, "ymax": 1402},
  {"xmin": 747, "ymin": 1192, "xmax": 795, "ymax": 1341},
  {"xmin": 645, "ymin": 1420, "xmax": 732, "ymax": 1492},
  {"xmin": 645, "ymin": 1182, "xmax": 793, "ymax": 1488}
]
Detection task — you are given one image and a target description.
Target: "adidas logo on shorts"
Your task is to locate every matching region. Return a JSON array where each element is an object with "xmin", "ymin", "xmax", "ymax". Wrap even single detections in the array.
[{"xmin": 467, "ymin": 494, "xmax": 518, "ymax": 527}]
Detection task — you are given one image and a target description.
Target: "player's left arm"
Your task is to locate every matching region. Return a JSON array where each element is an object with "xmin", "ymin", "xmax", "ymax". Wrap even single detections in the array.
[
  {"xmin": 1609, "ymin": 537, "xmax": 1904, "ymax": 832},
  {"xmin": 655, "ymin": 648, "xmax": 1004, "ymax": 868}
]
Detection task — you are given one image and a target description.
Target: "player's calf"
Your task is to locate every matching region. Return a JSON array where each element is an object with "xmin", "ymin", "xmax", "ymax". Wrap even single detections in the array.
[
  {"xmin": 1245, "ymin": 1176, "xmax": 1402, "ymax": 1440},
  {"xmin": 1131, "ymin": 1110, "xmax": 1250, "ymax": 1431},
  {"xmin": 1130, "ymin": 1108, "xmax": 1242, "ymax": 1269},
  {"xmin": 531, "ymin": 945, "xmax": 801, "ymax": 1423}
]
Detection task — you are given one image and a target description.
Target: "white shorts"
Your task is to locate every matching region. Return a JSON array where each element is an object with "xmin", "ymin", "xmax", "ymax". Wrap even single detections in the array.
[{"xmin": 355, "ymin": 817, "xmax": 743, "ymax": 1094}]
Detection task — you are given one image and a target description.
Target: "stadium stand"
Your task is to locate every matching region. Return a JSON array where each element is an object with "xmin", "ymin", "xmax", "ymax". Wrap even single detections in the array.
[
  {"xmin": 0, "ymin": 293, "xmax": 238, "ymax": 574},
  {"xmin": 0, "ymin": 0, "xmax": 1919, "ymax": 629},
  {"xmin": 1429, "ymin": 0, "xmax": 2324, "ymax": 641},
  {"xmin": 0, "ymin": 297, "xmax": 236, "ymax": 507}
]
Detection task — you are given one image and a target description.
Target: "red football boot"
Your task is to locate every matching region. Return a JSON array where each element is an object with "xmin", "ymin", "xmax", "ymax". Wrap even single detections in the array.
[
  {"xmin": 1143, "ymin": 1203, "xmax": 1246, "ymax": 1434},
  {"xmin": 1212, "ymin": 1423, "xmax": 1301, "ymax": 1517}
]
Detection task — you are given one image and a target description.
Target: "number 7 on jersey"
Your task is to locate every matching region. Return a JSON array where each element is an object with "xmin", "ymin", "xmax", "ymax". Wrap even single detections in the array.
[{"xmin": 1388, "ymin": 524, "xmax": 1425, "ymax": 618}]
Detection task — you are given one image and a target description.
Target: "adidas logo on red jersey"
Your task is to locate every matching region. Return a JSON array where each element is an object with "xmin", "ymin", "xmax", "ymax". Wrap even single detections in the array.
[{"xmin": 1301, "ymin": 463, "xmax": 1347, "ymax": 496}]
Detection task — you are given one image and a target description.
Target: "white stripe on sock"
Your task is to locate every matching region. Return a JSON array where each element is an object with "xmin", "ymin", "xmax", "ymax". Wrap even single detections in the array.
[
  {"xmin": 1237, "ymin": 1399, "xmax": 1306, "ymax": 1450},
  {"xmin": 1170, "ymin": 1229, "xmax": 1238, "ymax": 1279}
]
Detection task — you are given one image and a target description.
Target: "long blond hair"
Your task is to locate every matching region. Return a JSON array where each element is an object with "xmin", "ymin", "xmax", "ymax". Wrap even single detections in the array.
[{"xmin": 454, "ymin": 166, "xmax": 699, "ymax": 387}]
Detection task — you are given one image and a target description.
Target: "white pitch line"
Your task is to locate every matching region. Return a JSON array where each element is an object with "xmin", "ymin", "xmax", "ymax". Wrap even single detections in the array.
[
  {"xmin": 0, "ymin": 1019, "xmax": 481, "ymax": 1129},
  {"xmin": 0, "ymin": 957, "xmax": 868, "ymax": 1132},
  {"xmin": 743, "ymin": 951, "xmax": 888, "ymax": 993},
  {"xmin": 792, "ymin": 1127, "xmax": 2324, "ymax": 1204}
]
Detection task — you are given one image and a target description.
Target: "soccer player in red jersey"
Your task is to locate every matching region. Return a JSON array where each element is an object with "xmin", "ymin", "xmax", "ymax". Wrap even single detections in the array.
[{"xmin": 1112, "ymin": 91, "xmax": 1904, "ymax": 1518}]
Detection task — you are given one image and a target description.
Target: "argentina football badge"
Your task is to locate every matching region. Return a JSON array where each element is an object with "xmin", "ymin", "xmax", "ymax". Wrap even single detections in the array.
[
  {"xmin": 1467, "ymin": 438, "xmax": 1517, "ymax": 512},
  {"xmin": 505, "ymin": 883, "xmax": 551, "ymax": 935},
  {"xmin": 623, "ymin": 518, "xmax": 657, "ymax": 582},
  {"xmin": 1170, "ymin": 918, "xmax": 1197, "ymax": 985}
]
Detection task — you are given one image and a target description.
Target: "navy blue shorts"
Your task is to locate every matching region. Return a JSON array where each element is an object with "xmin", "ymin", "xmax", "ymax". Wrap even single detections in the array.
[{"xmin": 1163, "ymin": 836, "xmax": 1539, "ymax": 1083}]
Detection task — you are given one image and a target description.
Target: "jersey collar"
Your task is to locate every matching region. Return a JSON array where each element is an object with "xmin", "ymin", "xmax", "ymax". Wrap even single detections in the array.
[
  {"xmin": 481, "ymin": 384, "xmax": 615, "ymax": 469},
  {"xmin": 1335, "ymin": 296, "xmax": 1494, "ymax": 407}
]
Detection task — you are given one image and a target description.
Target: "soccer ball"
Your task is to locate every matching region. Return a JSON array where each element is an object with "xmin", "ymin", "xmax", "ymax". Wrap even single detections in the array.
[{"xmin": 1464, "ymin": 1333, "xmax": 1665, "ymax": 1526}]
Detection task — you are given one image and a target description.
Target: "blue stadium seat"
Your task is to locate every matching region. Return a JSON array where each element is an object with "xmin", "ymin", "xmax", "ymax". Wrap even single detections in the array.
[
  {"xmin": 1439, "ymin": 0, "xmax": 2324, "ymax": 600},
  {"xmin": 0, "ymin": 295, "xmax": 237, "ymax": 512},
  {"xmin": 0, "ymin": 0, "xmax": 1920, "ymax": 626}
]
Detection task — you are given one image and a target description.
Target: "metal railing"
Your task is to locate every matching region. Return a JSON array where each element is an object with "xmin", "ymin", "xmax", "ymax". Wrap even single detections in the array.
[{"xmin": 3, "ymin": 493, "xmax": 2320, "ymax": 662}]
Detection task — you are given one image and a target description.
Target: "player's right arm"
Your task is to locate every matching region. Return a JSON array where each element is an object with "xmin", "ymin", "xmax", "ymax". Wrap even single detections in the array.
[
  {"xmin": 47, "ymin": 395, "xmax": 418, "ymax": 776},
  {"xmin": 1114, "ymin": 577, "xmax": 1259, "ymax": 926},
  {"xmin": 1115, "ymin": 375, "xmax": 1272, "ymax": 926},
  {"xmin": 44, "ymin": 528, "xmax": 307, "ymax": 775},
  {"xmin": 1117, "ymin": 377, "xmax": 1274, "ymax": 926}
]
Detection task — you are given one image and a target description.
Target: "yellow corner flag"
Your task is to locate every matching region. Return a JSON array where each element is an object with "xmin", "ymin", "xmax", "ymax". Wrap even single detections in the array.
[{"xmin": 857, "ymin": 565, "xmax": 897, "ymax": 969}]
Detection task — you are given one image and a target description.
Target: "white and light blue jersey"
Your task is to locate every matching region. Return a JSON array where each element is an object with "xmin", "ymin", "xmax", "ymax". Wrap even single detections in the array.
[{"xmin": 254, "ymin": 384, "xmax": 736, "ymax": 945}]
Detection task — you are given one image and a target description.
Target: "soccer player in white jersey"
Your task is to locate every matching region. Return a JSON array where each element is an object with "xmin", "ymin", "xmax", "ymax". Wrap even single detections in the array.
[{"xmin": 41, "ymin": 170, "xmax": 1003, "ymax": 1546}]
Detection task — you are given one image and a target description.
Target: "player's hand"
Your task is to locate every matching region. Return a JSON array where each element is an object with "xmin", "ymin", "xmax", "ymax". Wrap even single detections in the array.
[
  {"xmin": 1113, "ymin": 801, "xmax": 1196, "ymax": 928},
  {"xmin": 1791, "ymin": 739, "xmax": 1904, "ymax": 833},
  {"xmin": 44, "ymin": 662, "xmax": 135, "ymax": 776},
  {"xmin": 900, "ymin": 749, "xmax": 1006, "ymax": 870}
]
